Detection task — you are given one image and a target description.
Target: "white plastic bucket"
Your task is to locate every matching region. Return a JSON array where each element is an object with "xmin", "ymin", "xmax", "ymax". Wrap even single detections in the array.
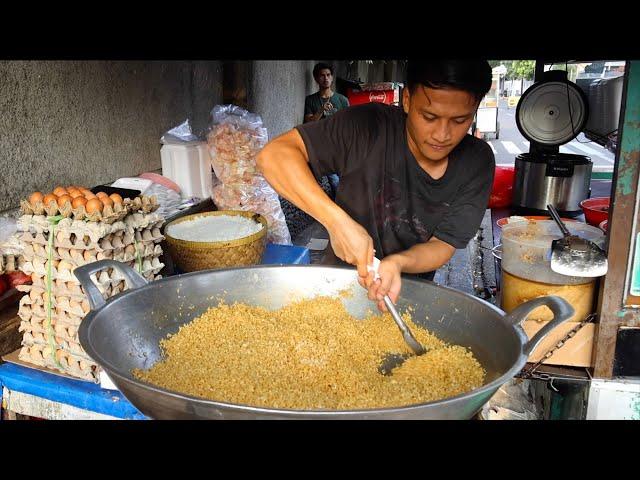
[{"xmin": 160, "ymin": 142, "xmax": 213, "ymax": 199}]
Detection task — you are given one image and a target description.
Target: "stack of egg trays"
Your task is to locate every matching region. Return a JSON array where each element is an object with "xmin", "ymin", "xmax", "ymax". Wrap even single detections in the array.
[{"xmin": 15, "ymin": 211, "xmax": 165, "ymax": 382}]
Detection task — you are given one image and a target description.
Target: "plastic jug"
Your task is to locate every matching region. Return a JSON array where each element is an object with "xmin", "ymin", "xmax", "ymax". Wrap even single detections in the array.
[{"xmin": 160, "ymin": 142, "xmax": 213, "ymax": 198}]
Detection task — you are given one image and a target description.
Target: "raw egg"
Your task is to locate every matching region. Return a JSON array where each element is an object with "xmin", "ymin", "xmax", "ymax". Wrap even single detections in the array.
[
  {"xmin": 109, "ymin": 193, "xmax": 123, "ymax": 204},
  {"xmin": 42, "ymin": 194, "xmax": 58, "ymax": 206},
  {"xmin": 52, "ymin": 187, "xmax": 68, "ymax": 196},
  {"xmin": 29, "ymin": 192, "xmax": 44, "ymax": 205},
  {"xmin": 85, "ymin": 198, "xmax": 103, "ymax": 214},
  {"xmin": 57, "ymin": 195, "xmax": 73, "ymax": 207},
  {"xmin": 96, "ymin": 192, "xmax": 108, "ymax": 199},
  {"xmin": 72, "ymin": 196, "xmax": 87, "ymax": 209},
  {"xmin": 100, "ymin": 196, "xmax": 114, "ymax": 208},
  {"xmin": 84, "ymin": 192, "xmax": 97, "ymax": 200},
  {"xmin": 69, "ymin": 190, "xmax": 83, "ymax": 198}
]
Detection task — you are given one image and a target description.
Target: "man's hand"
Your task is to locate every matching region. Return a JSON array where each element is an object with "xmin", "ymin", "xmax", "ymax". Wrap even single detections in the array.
[
  {"xmin": 357, "ymin": 256, "xmax": 403, "ymax": 313},
  {"xmin": 322, "ymin": 101, "xmax": 334, "ymax": 113},
  {"xmin": 326, "ymin": 212, "xmax": 374, "ymax": 279}
]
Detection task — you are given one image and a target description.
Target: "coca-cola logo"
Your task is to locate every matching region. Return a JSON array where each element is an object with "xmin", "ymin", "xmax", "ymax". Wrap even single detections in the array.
[{"xmin": 369, "ymin": 92, "xmax": 386, "ymax": 103}]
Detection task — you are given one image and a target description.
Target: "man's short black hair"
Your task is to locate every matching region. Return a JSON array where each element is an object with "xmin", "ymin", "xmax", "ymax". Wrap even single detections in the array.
[
  {"xmin": 313, "ymin": 62, "xmax": 334, "ymax": 78},
  {"xmin": 406, "ymin": 60, "xmax": 493, "ymax": 103}
]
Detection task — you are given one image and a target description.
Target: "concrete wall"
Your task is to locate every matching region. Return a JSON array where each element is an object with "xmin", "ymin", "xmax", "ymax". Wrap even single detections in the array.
[
  {"xmin": 248, "ymin": 60, "xmax": 318, "ymax": 140},
  {"xmin": 0, "ymin": 60, "xmax": 222, "ymax": 212}
]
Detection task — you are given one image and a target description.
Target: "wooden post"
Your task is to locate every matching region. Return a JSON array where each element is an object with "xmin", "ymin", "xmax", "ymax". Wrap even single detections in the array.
[{"xmin": 593, "ymin": 61, "xmax": 640, "ymax": 378}]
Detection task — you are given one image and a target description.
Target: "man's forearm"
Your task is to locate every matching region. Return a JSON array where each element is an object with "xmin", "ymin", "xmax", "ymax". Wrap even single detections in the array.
[
  {"xmin": 256, "ymin": 129, "xmax": 345, "ymax": 229},
  {"xmin": 305, "ymin": 110, "xmax": 323, "ymax": 122},
  {"xmin": 386, "ymin": 238, "xmax": 456, "ymax": 274}
]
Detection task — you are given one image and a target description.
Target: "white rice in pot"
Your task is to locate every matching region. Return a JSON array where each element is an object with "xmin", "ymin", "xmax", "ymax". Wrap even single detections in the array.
[{"xmin": 167, "ymin": 214, "xmax": 263, "ymax": 242}]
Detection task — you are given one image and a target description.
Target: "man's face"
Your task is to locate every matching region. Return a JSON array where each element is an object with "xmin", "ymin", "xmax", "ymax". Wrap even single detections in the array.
[
  {"xmin": 315, "ymin": 68, "xmax": 333, "ymax": 88},
  {"xmin": 403, "ymin": 85, "xmax": 478, "ymax": 163}
]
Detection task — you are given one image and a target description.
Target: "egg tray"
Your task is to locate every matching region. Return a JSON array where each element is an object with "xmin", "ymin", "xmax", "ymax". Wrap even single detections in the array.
[
  {"xmin": 22, "ymin": 242, "xmax": 163, "ymax": 267},
  {"xmin": 18, "ymin": 215, "xmax": 121, "ymax": 243},
  {"xmin": 18, "ymin": 344, "xmax": 99, "ymax": 382},
  {"xmin": 20, "ymin": 275, "xmax": 126, "ymax": 300},
  {"xmin": 0, "ymin": 254, "xmax": 25, "ymax": 274},
  {"xmin": 17, "ymin": 273, "xmax": 162, "ymax": 326},
  {"xmin": 20, "ymin": 255, "xmax": 165, "ymax": 284},
  {"xmin": 20, "ymin": 319, "xmax": 80, "ymax": 344},
  {"xmin": 18, "ymin": 302, "xmax": 86, "ymax": 326},
  {"xmin": 19, "ymin": 292, "xmax": 91, "ymax": 317},
  {"xmin": 19, "ymin": 227, "xmax": 164, "ymax": 253},
  {"xmin": 21, "ymin": 328, "xmax": 87, "ymax": 358},
  {"xmin": 124, "ymin": 212, "xmax": 165, "ymax": 231},
  {"xmin": 19, "ymin": 194, "xmax": 160, "ymax": 224},
  {"xmin": 24, "ymin": 268, "xmax": 161, "ymax": 292},
  {"xmin": 18, "ymin": 215, "xmax": 165, "ymax": 250},
  {"xmin": 18, "ymin": 303, "xmax": 84, "ymax": 327},
  {"xmin": 18, "ymin": 211, "xmax": 164, "ymax": 238}
]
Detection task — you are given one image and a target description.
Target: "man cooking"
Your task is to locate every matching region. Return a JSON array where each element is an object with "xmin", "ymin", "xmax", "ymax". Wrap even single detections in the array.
[{"xmin": 256, "ymin": 60, "xmax": 495, "ymax": 312}]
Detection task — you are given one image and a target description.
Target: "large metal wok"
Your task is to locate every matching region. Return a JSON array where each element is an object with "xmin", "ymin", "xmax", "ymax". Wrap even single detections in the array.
[{"xmin": 75, "ymin": 260, "xmax": 573, "ymax": 419}]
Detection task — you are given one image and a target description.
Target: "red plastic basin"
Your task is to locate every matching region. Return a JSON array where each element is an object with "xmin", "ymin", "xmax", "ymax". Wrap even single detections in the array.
[{"xmin": 580, "ymin": 197, "xmax": 610, "ymax": 227}]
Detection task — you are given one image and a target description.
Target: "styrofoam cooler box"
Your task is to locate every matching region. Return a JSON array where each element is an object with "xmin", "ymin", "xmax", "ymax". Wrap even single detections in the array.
[{"xmin": 160, "ymin": 142, "xmax": 213, "ymax": 198}]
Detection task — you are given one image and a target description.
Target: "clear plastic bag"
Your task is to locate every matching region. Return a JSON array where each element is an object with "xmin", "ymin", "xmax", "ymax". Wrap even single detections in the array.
[
  {"xmin": 0, "ymin": 218, "xmax": 17, "ymax": 247},
  {"xmin": 207, "ymin": 105, "xmax": 291, "ymax": 245},
  {"xmin": 207, "ymin": 105, "xmax": 268, "ymax": 183},
  {"xmin": 212, "ymin": 177, "xmax": 291, "ymax": 245},
  {"xmin": 160, "ymin": 119, "xmax": 202, "ymax": 145}
]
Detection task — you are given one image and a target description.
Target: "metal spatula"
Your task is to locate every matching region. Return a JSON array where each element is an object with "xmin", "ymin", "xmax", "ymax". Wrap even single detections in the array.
[
  {"xmin": 547, "ymin": 204, "xmax": 608, "ymax": 278},
  {"xmin": 367, "ymin": 258, "xmax": 427, "ymax": 375}
]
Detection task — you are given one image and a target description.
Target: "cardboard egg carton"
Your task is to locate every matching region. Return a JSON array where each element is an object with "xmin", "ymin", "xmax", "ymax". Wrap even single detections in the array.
[
  {"xmin": 19, "ymin": 290, "xmax": 91, "ymax": 317},
  {"xmin": 19, "ymin": 260, "xmax": 161, "ymax": 303},
  {"xmin": 20, "ymin": 198, "xmax": 129, "ymax": 224},
  {"xmin": 18, "ymin": 305, "xmax": 83, "ymax": 328},
  {"xmin": 20, "ymin": 328, "xmax": 86, "ymax": 357},
  {"xmin": 0, "ymin": 253, "xmax": 26, "ymax": 274},
  {"xmin": 19, "ymin": 195, "xmax": 159, "ymax": 224},
  {"xmin": 17, "ymin": 274, "xmax": 161, "ymax": 330},
  {"xmin": 19, "ymin": 318, "xmax": 80, "ymax": 342},
  {"xmin": 19, "ymin": 224, "xmax": 164, "ymax": 253},
  {"xmin": 124, "ymin": 212, "xmax": 165, "ymax": 231},
  {"xmin": 18, "ymin": 211, "xmax": 164, "ymax": 239},
  {"xmin": 21, "ymin": 330, "xmax": 87, "ymax": 358},
  {"xmin": 128, "ymin": 195, "xmax": 160, "ymax": 214},
  {"xmin": 18, "ymin": 344, "xmax": 99, "ymax": 382},
  {"xmin": 19, "ymin": 255, "xmax": 163, "ymax": 283},
  {"xmin": 22, "ymin": 241, "xmax": 163, "ymax": 266},
  {"xmin": 22, "ymin": 275, "xmax": 128, "ymax": 300},
  {"xmin": 18, "ymin": 218, "xmax": 125, "ymax": 250}
]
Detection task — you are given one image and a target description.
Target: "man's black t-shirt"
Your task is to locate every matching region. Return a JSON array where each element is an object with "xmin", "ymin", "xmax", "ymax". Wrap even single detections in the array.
[{"xmin": 295, "ymin": 102, "xmax": 495, "ymax": 272}]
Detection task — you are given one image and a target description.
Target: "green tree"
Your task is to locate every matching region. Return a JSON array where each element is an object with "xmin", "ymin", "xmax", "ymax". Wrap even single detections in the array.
[{"xmin": 508, "ymin": 60, "xmax": 535, "ymax": 80}]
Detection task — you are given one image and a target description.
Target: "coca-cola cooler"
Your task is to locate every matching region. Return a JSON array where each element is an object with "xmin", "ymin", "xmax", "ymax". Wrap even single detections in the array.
[{"xmin": 347, "ymin": 82, "xmax": 402, "ymax": 106}]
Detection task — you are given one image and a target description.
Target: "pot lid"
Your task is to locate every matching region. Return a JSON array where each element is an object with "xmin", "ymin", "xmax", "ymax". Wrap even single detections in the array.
[{"xmin": 516, "ymin": 71, "xmax": 589, "ymax": 146}]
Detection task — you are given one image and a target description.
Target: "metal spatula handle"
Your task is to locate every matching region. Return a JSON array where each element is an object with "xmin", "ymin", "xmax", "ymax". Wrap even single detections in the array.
[
  {"xmin": 547, "ymin": 204, "xmax": 571, "ymax": 237},
  {"xmin": 368, "ymin": 257, "xmax": 425, "ymax": 355}
]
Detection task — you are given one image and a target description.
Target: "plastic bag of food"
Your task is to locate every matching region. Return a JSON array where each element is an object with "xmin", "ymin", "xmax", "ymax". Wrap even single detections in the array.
[
  {"xmin": 207, "ymin": 105, "xmax": 268, "ymax": 183},
  {"xmin": 212, "ymin": 177, "xmax": 291, "ymax": 245},
  {"xmin": 207, "ymin": 105, "xmax": 291, "ymax": 245}
]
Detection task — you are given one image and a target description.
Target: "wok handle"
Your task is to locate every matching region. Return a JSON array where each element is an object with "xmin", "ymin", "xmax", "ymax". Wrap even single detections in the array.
[
  {"xmin": 504, "ymin": 296, "xmax": 574, "ymax": 357},
  {"xmin": 74, "ymin": 259, "xmax": 148, "ymax": 310}
]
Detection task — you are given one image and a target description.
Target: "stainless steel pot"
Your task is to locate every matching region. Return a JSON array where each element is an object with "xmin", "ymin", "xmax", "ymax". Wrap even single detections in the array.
[
  {"xmin": 75, "ymin": 260, "xmax": 573, "ymax": 419},
  {"xmin": 512, "ymin": 153, "xmax": 592, "ymax": 216}
]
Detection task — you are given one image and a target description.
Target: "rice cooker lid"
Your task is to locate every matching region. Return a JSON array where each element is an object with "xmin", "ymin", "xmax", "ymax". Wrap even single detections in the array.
[{"xmin": 516, "ymin": 70, "xmax": 589, "ymax": 146}]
